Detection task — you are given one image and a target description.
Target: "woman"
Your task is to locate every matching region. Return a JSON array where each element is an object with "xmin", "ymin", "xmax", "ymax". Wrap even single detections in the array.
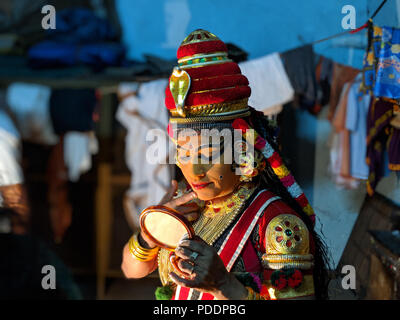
[{"xmin": 121, "ymin": 29, "xmax": 330, "ymax": 300}]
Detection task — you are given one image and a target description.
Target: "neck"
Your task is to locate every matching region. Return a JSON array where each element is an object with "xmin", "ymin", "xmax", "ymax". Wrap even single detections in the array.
[{"xmin": 205, "ymin": 181, "xmax": 248, "ymax": 207}]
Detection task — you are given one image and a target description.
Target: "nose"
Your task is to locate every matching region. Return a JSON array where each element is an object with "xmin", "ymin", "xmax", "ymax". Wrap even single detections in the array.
[{"xmin": 191, "ymin": 163, "xmax": 207, "ymax": 178}]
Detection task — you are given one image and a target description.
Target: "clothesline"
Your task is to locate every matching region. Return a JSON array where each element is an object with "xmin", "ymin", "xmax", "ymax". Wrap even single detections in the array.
[{"xmin": 311, "ymin": 0, "xmax": 387, "ymax": 46}]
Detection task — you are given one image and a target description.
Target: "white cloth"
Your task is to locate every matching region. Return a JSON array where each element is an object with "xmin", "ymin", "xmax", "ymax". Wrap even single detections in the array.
[
  {"xmin": 116, "ymin": 79, "xmax": 172, "ymax": 225},
  {"xmin": 0, "ymin": 109, "xmax": 23, "ymax": 186},
  {"xmin": 239, "ymin": 53, "xmax": 294, "ymax": 114},
  {"xmin": 63, "ymin": 132, "xmax": 98, "ymax": 182},
  {"xmin": 6, "ymin": 82, "xmax": 58, "ymax": 145}
]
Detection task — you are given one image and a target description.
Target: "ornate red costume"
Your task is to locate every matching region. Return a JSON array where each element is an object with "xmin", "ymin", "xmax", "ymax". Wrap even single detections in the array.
[{"xmin": 154, "ymin": 29, "xmax": 317, "ymax": 300}]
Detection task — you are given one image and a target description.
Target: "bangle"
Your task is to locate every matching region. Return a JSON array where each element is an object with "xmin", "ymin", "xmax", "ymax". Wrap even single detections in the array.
[{"xmin": 128, "ymin": 231, "xmax": 159, "ymax": 262}]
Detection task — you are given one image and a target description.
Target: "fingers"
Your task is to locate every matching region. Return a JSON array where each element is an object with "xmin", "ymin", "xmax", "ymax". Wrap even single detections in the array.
[
  {"xmin": 166, "ymin": 180, "xmax": 179, "ymax": 200},
  {"xmin": 178, "ymin": 202, "xmax": 199, "ymax": 212},
  {"xmin": 174, "ymin": 246, "xmax": 195, "ymax": 260},
  {"xmin": 158, "ymin": 180, "xmax": 178, "ymax": 205},
  {"xmin": 178, "ymin": 239, "xmax": 207, "ymax": 254},
  {"xmin": 170, "ymin": 180, "xmax": 178, "ymax": 194},
  {"xmin": 178, "ymin": 259, "xmax": 195, "ymax": 275},
  {"xmin": 169, "ymin": 272, "xmax": 199, "ymax": 288},
  {"xmin": 172, "ymin": 191, "xmax": 197, "ymax": 207}
]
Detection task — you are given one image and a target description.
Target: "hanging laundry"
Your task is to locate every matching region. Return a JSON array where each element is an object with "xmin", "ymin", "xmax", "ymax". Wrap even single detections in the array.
[
  {"xmin": 0, "ymin": 108, "xmax": 29, "ymax": 234},
  {"xmin": 366, "ymin": 98, "xmax": 396, "ymax": 195},
  {"xmin": 280, "ymin": 45, "xmax": 318, "ymax": 111},
  {"xmin": 63, "ymin": 131, "xmax": 98, "ymax": 182},
  {"xmin": 313, "ymin": 56, "xmax": 333, "ymax": 115},
  {"xmin": 327, "ymin": 63, "xmax": 360, "ymax": 121},
  {"xmin": 49, "ymin": 88, "xmax": 97, "ymax": 135},
  {"xmin": 360, "ymin": 24, "xmax": 382, "ymax": 95},
  {"xmin": 345, "ymin": 74, "xmax": 371, "ymax": 180},
  {"xmin": 329, "ymin": 81, "xmax": 360, "ymax": 189},
  {"xmin": 46, "ymin": 136, "xmax": 71, "ymax": 243},
  {"xmin": 5, "ymin": 82, "xmax": 58, "ymax": 145},
  {"xmin": 374, "ymin": 26, "xmax": 400, "ymax": 99},
  {"xmin": 0, "ymin": 109, "xmax": 23, "ymax": 187},
  {"xmin": 27, "ymin": 8, "xmax": 125, "ymax": 70},
  {"xmin": 391, "ymin": 104, "xmax": 400, "ymax": 129},
  {"xmin": 239, "ymin": 53, "xmax": 294, "ymax": 115},
  {"xmin": 116, "ymin": 80, "xmax": 173, "ymax": 229},
  {"xmin": 387, "ymin": 126, "xmax": 400, "ymax": 171}
]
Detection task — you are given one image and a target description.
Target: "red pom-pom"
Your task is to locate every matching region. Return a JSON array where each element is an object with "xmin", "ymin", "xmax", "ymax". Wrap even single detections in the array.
[
  {"xmin": 232, "ymin": 118, "xmax": 250, "ymax": 133},
  {"xmin": 254, "ymin": 136, "xmax": 266, "ymax": 150},
  {"xmin": 288, "ymin": 269, "xmax": 303, "ymax": 288},
  {"xmin": 273, "ymin": 275, "xmax": 287, "ymax": 290}
]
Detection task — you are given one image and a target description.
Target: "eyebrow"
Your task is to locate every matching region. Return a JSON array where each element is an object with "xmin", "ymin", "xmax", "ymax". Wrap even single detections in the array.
[{"xmin": 177, "ymin": 139, "xmax": 225, "ymax": 153}]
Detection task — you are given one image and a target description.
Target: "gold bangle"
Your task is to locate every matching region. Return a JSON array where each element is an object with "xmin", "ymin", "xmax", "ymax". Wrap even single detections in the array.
[
  {"xmin": 133, "ymin": 232, "xmax": 159, "ymax": 254},
  {"xmin": 128, "ymin": 231, "xmax": 159, "ymax": 262},
  {"xmin": 129, "ymin": 241, "xmax": 158, "ymax": 261}
]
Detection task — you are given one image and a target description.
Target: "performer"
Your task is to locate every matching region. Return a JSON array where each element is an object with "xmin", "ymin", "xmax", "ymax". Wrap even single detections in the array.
[{"xmin": 121, "ymin": 30, "xmax": 330, "ymax": 300}]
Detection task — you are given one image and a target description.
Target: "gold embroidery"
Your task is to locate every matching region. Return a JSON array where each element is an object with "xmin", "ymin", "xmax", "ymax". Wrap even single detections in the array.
[
  {"xmin": 263, "ymin": 214, "xmax": 313, "ymax": 270},
  {"xmin": 169, "ymin": 98, "xmax": 248, "ymax": 117},
  {"xmin": 262, "ymin": 254, "xmax": 314, "ymax": 270},
  {"xmin": 265, "ymin": 214, "xmax": 309, "ymax": 255}
]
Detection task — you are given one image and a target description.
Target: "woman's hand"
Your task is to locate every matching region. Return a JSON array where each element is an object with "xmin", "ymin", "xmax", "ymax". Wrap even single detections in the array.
[
  {"xmin": 139, "ymin": 180, "xmax": 200, "ymax": 249},
  {"xmin": 169, "ymin": 236, "xmax": 248, "ymax": 300},
  {"xmin": 158, "ymin": 180, "xmax": 200, "ymax": 222}
]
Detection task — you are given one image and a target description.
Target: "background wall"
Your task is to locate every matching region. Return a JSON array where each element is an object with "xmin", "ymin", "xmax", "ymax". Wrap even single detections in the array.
[{"xmin": 116, "ymin": 0, "xmax": 367, "ymax": 67}]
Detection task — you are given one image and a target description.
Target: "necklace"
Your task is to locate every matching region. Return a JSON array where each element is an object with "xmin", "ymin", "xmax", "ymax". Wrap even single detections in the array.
[
  {"xmin": 157, "ymin": 182, "xmax": 257, "ymax": 286},
  {"xmin": 193, "ymin": 182, "xmax": 257, "ymax": 245}
]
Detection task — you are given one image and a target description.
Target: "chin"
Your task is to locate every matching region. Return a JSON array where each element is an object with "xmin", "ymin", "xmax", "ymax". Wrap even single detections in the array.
[
  {"xmin": 194, "ymin": 187, "xmax": 234, "ymax": 201},
  {"xmin": 195, "ymin": 191, "xmax": 217, "ymax": 201}
]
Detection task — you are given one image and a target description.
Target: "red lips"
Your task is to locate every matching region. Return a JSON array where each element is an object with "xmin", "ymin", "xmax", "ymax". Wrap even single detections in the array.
[{"xmin": 191, "ymin": 181, "xmax": 212, "ymax": 190}]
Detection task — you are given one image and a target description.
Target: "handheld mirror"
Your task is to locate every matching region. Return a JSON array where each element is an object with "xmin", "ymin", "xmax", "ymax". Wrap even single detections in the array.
[{"xmin": 139, "ymin": 205, "xmax": 195, "ymax": 251}]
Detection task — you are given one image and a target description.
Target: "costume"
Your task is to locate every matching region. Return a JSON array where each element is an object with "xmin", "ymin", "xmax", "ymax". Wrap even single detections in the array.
[{"xmin": 157, "ymin": 30, "xmax": 317, "ymax": 300}]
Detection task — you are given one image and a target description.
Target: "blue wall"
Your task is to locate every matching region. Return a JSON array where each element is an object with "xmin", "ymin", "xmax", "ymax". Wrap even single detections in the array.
[{"xmin": 116, "ymin": 0, "xmax": 371, "ymax": 68}]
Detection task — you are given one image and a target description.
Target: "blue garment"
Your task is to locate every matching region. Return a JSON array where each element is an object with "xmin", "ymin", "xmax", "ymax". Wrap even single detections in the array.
[
  {"xmin": 345, "ymin": 77, "xmax": 371, "ymax": 180},
  {"xmin": 28, "ymin": 41, "xmax": 125, "ymax": 69},
  {"xmin": 46, "ymin": 8, "xmax": 117, "ymax": 44},
  {"xmin": 0, "ymin": 110, "xmax": 19, "ymax": 139},
  {"xmin": 374, "ymin": 26, "xmax": 400, "ymax": 99},
  {"xmin": 27, "ymin": 8, "xmax": 125, "ymax": 69}
]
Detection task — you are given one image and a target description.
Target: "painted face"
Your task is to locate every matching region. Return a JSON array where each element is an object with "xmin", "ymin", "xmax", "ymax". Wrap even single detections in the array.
[{"xmin": 176, "ymin": 133, "xmax": 241, "ymax": 201}]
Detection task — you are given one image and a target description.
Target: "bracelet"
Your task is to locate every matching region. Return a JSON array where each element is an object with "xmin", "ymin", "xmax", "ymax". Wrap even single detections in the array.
[{"xmin": 128, "ymin": 231, "xmax": 159, "ymax": 262}]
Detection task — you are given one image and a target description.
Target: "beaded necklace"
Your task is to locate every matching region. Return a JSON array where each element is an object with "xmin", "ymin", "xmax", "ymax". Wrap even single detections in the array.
[{"xmin": 192, "ymin": 182, "xmax": 257, "ymax": 245}]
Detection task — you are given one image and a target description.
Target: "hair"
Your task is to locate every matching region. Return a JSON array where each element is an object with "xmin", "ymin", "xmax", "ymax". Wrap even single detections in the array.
[{"xmin": 247, "ymin": 107, "xmax": 331, "ymax": 300}]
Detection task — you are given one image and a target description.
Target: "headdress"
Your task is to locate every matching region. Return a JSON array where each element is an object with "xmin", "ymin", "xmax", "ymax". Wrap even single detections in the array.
[{"xmin": 165, "ymin": 29, "xmax": 315, "ymax": 225}]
